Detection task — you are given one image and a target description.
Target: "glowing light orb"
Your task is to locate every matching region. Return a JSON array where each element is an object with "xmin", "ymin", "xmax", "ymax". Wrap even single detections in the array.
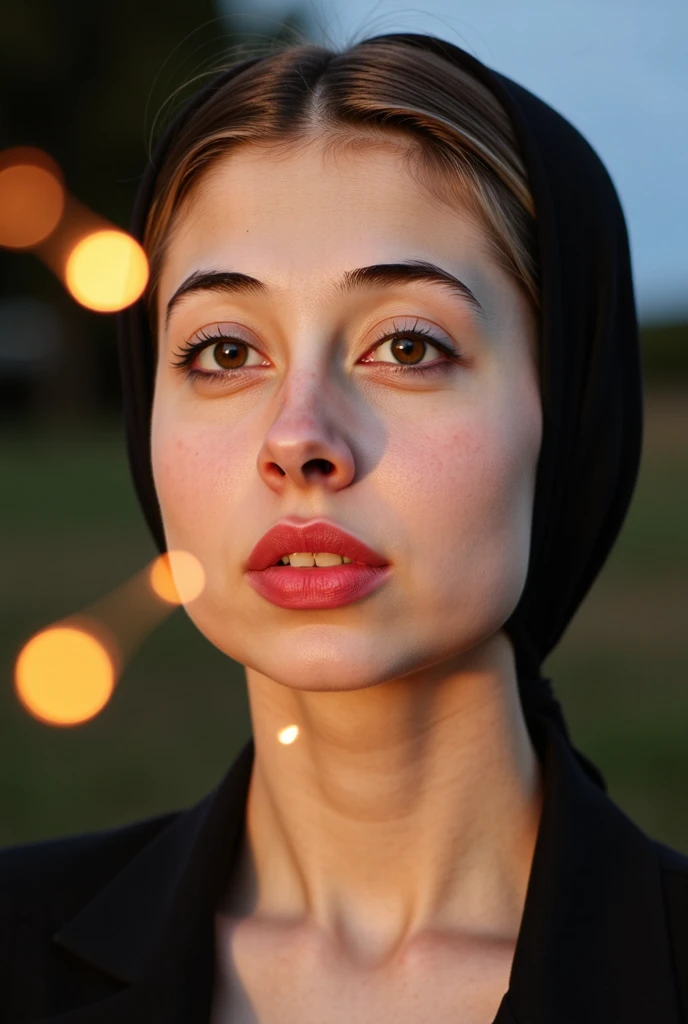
[
  {"xmin": 14, "ymin": 626, "xmax": 115, "ymax": 726},
  {"xmin": 278, "ymin": 725, "xmax": 299, "ymax": 745},
  {"xmin": 150, "ymin": 550, "xmax": 206, "ymax": 605},
  {"xmin": 0, "ymin": 157, "xmax": 65, "ymax": 249},
  {"xmin": 65, "ymin": 229, "xmax": 148, "ymax": 312}
]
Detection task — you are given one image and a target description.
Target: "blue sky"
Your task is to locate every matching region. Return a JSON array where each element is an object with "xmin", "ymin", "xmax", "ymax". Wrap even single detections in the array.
[{"xmin": 222, "ymin": 0, "xmax": 688, "ymax": 321}]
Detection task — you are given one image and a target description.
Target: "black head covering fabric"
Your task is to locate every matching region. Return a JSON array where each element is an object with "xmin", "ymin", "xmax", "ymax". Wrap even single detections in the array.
[{"xmin": 116, "ymin": 33, "xmax": 643, "ymax": 791}]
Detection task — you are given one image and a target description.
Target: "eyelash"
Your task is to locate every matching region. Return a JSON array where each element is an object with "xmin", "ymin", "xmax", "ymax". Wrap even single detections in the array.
[{"xmin": 170, "ymin": 319, "xmax": 462, "ymax": 382}]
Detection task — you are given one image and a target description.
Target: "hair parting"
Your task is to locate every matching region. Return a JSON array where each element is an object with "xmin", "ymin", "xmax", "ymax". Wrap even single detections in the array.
[{"xmin": 142, "ymin": 38, "xmax": 540, "ymax": 342}]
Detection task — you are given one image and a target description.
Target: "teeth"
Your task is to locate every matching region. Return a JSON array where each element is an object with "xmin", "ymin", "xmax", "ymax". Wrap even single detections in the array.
[
  {"xmin": 289, "ymin": 552, "xmax": 316, "ymax": 567},
  {"xmin": 314, "ymin": 552, "xmax": 344, "ymax": 566},
  {"xmin": 277, "ymin": 552, "xmax": 355, "ymax": 567}
]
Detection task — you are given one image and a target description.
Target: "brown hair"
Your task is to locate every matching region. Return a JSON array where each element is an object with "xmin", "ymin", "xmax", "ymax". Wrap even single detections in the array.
[{"xmin": 143, "ymin": 37, "xmax": 539, "ymax": 338}]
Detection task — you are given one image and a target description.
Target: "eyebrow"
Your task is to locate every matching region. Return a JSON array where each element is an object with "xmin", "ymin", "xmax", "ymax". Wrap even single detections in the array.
[{"xmin": 164, "ymin": 259, "xmax": 486, "ymax": 330}]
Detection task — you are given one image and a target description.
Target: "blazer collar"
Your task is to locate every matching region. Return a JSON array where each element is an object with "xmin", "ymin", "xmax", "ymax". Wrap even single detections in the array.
[
  {"xmin": 501, "ymin": 716, "xmax": 681, "ymax": 1023},
  {"xmin": 50, "ymin": 717, "xmax": 681, "ymax": 1023}
]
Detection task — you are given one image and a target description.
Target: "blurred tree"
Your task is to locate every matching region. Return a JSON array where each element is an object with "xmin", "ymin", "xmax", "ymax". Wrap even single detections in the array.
[{"xmin": 0, "ymin": 0, "xmax": 308, "ymax": 422}]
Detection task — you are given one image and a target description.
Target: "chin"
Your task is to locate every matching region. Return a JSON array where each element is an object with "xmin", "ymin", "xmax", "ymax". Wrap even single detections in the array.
[
  {"xmin": 218, "ymin": 621, "xmax": 491, "ymax": 693},
  {"xmin": 247, "ymin": 632, "xmax": 406, "ymax": 692},
  {"xmin": 182, "ymin": 572, "xmax": 522, "ymax": 692}
]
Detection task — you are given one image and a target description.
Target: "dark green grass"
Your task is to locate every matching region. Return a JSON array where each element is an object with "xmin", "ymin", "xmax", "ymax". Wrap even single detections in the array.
[{"xmin": 1, "ymin": 391, "xmax": 687, "ymax": 850}]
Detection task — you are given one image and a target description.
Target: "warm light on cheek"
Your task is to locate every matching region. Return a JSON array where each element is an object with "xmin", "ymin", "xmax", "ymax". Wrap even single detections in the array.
[{"xmin": 149, "ymin": 551, "xmax": 206, "ymax": 604}]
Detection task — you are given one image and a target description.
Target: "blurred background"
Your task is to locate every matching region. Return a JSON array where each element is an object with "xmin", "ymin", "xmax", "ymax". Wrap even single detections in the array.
[{"xmin": 1, "ymin": 0, "xmax": 687, "ymax": 850}]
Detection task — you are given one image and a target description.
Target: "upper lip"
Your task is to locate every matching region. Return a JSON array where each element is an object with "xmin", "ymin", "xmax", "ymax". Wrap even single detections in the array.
[{"xmin": 245, "ymin": 517, "xmax": 389, "ymax": 571}]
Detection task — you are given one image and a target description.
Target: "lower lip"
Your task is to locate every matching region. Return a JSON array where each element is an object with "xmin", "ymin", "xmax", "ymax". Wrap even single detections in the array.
[{"xmin": 245, "ymin": 563, "xmax": 391, "ymax": 609}]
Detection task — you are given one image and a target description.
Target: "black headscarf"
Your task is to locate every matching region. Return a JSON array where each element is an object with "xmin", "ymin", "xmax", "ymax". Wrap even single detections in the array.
[{"xmin": 117, "ymin": 33, "xmax": 643, "ymax": 792}]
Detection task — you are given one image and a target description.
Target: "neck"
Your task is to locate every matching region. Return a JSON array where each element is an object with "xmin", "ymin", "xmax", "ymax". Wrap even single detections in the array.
[{"xmin": 226, "ymin": 631, "xmax": 543, "ymax": 967}]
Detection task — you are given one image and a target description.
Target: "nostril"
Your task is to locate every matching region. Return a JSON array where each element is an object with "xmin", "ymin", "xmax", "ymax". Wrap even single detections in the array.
[{"xmin": 304, "ymin": 458, "xmax": 335, "ymax": 477}]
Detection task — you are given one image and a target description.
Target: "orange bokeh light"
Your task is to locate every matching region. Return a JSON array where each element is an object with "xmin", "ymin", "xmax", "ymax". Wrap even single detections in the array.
[
  {"xmin": 65, "ymin": 229, "xmax": 148, "ymax": 312},
  {"xmin": 149, "ymin": 550, "xmax": 206, "ymax": 605},
  {"xmin": 0, "ymin": 148, "xmax": 65, "ymax": 249},
  {"xmin": 14, "ymin": 626, "xmax": 115, "ymax": 726}
]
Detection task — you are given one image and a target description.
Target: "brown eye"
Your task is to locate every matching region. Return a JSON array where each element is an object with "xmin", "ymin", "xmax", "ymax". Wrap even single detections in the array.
[
  {"xmin": 390, "ymin": 335, "xmax": 426, "ymax": 364},
  {"xmin": 214, "ymin": 340, "xmax": 248, "ymax": 369}
]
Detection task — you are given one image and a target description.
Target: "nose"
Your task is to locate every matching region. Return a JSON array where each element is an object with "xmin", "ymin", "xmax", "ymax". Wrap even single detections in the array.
[{"xmin": 256, "ymin": 372, "xmax": 356, "ymax": 493}]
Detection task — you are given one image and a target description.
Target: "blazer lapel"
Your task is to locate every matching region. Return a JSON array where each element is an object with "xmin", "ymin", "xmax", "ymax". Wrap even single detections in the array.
[
  {"xmin": 43, "ymin": 737, "xmax": 255, "ymax": 1022},
  {"xmin": 502, "ymin": 716, "xmax": 682, "ymax": 1024},
  {"xmin": 43, "ymin": 717, "xmax": 682, "ymax": 1023},
  {"xmin": 35, "ymin": 934, "xmax": 215, "ymax": 1023}
]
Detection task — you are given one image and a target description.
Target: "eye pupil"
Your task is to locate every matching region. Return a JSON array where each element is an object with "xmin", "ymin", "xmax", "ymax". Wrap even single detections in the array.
[
  {"xmin": 391, "ymin": 335, "xmax": 425, "ymax": 364},
  {"xmin": 214, "ymin": 340, "xmax": 247, "ymax": 369}
]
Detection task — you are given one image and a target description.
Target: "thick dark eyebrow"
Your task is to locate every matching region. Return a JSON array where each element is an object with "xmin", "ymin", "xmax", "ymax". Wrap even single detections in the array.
[{"xmin": 164, "ymin": 259, "xmax": 486, "ymax": 330}]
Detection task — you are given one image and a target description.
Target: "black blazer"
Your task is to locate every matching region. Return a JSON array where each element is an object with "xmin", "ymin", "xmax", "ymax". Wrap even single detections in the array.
[{"xmin": 2, "ymin": 715, "xmax": 688, "ymax": 1023}]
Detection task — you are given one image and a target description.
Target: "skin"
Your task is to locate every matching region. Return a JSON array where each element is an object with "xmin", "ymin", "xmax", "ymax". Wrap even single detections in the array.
[{"xmin": 151, "ymin": 137, "xmax": 544, "ymax": 1021}]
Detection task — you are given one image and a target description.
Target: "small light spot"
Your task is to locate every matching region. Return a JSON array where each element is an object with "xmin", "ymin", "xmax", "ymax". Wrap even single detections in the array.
[{"xmin": 278, "ymin": 724, "xmax": 299, "ymax": 745}]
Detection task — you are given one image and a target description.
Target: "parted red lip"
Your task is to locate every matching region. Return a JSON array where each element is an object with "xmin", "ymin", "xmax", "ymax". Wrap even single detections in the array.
[{"xmin": 245, "ymin": 517, "xmax": 389, "ymax": 571}]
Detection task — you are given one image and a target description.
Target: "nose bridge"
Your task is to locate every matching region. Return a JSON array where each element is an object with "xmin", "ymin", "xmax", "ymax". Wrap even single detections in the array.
[
  {"xmin": 274, "ymin": 363, "xmax": 330, "ymax": 428},
  {"xmin": 257, "ymin": 357, "xmax": 356, "ymax": 491}
]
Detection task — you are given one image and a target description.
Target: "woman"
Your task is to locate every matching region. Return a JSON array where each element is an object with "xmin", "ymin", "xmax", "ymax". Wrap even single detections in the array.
[{"xmin": 2, "ymin": 30, "xmax": 687, "ymax": 1024}]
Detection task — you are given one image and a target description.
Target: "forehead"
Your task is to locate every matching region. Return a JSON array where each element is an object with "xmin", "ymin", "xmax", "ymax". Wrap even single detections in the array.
[
  {"xmin": 183, "ymin": 137, "xmax": 476, "ymax": 232},
  {"xmin": 160, "ymin": 140, "xmax": 495, "ymax": 288}
]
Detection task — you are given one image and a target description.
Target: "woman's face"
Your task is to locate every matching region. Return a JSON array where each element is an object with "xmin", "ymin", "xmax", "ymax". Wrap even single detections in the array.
[{"xmin": 151, "ymin": 139, "xmax": 542, "ymax": 690}]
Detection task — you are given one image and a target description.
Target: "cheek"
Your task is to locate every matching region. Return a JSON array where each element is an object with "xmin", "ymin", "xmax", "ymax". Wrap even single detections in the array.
[
  {"xmin": 150, "ymin": 405, "xmax": 249, "ymax": 552},
  {"xmin": 384, "ymin": 391, "xmax": 541, "ymax": 622}
]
